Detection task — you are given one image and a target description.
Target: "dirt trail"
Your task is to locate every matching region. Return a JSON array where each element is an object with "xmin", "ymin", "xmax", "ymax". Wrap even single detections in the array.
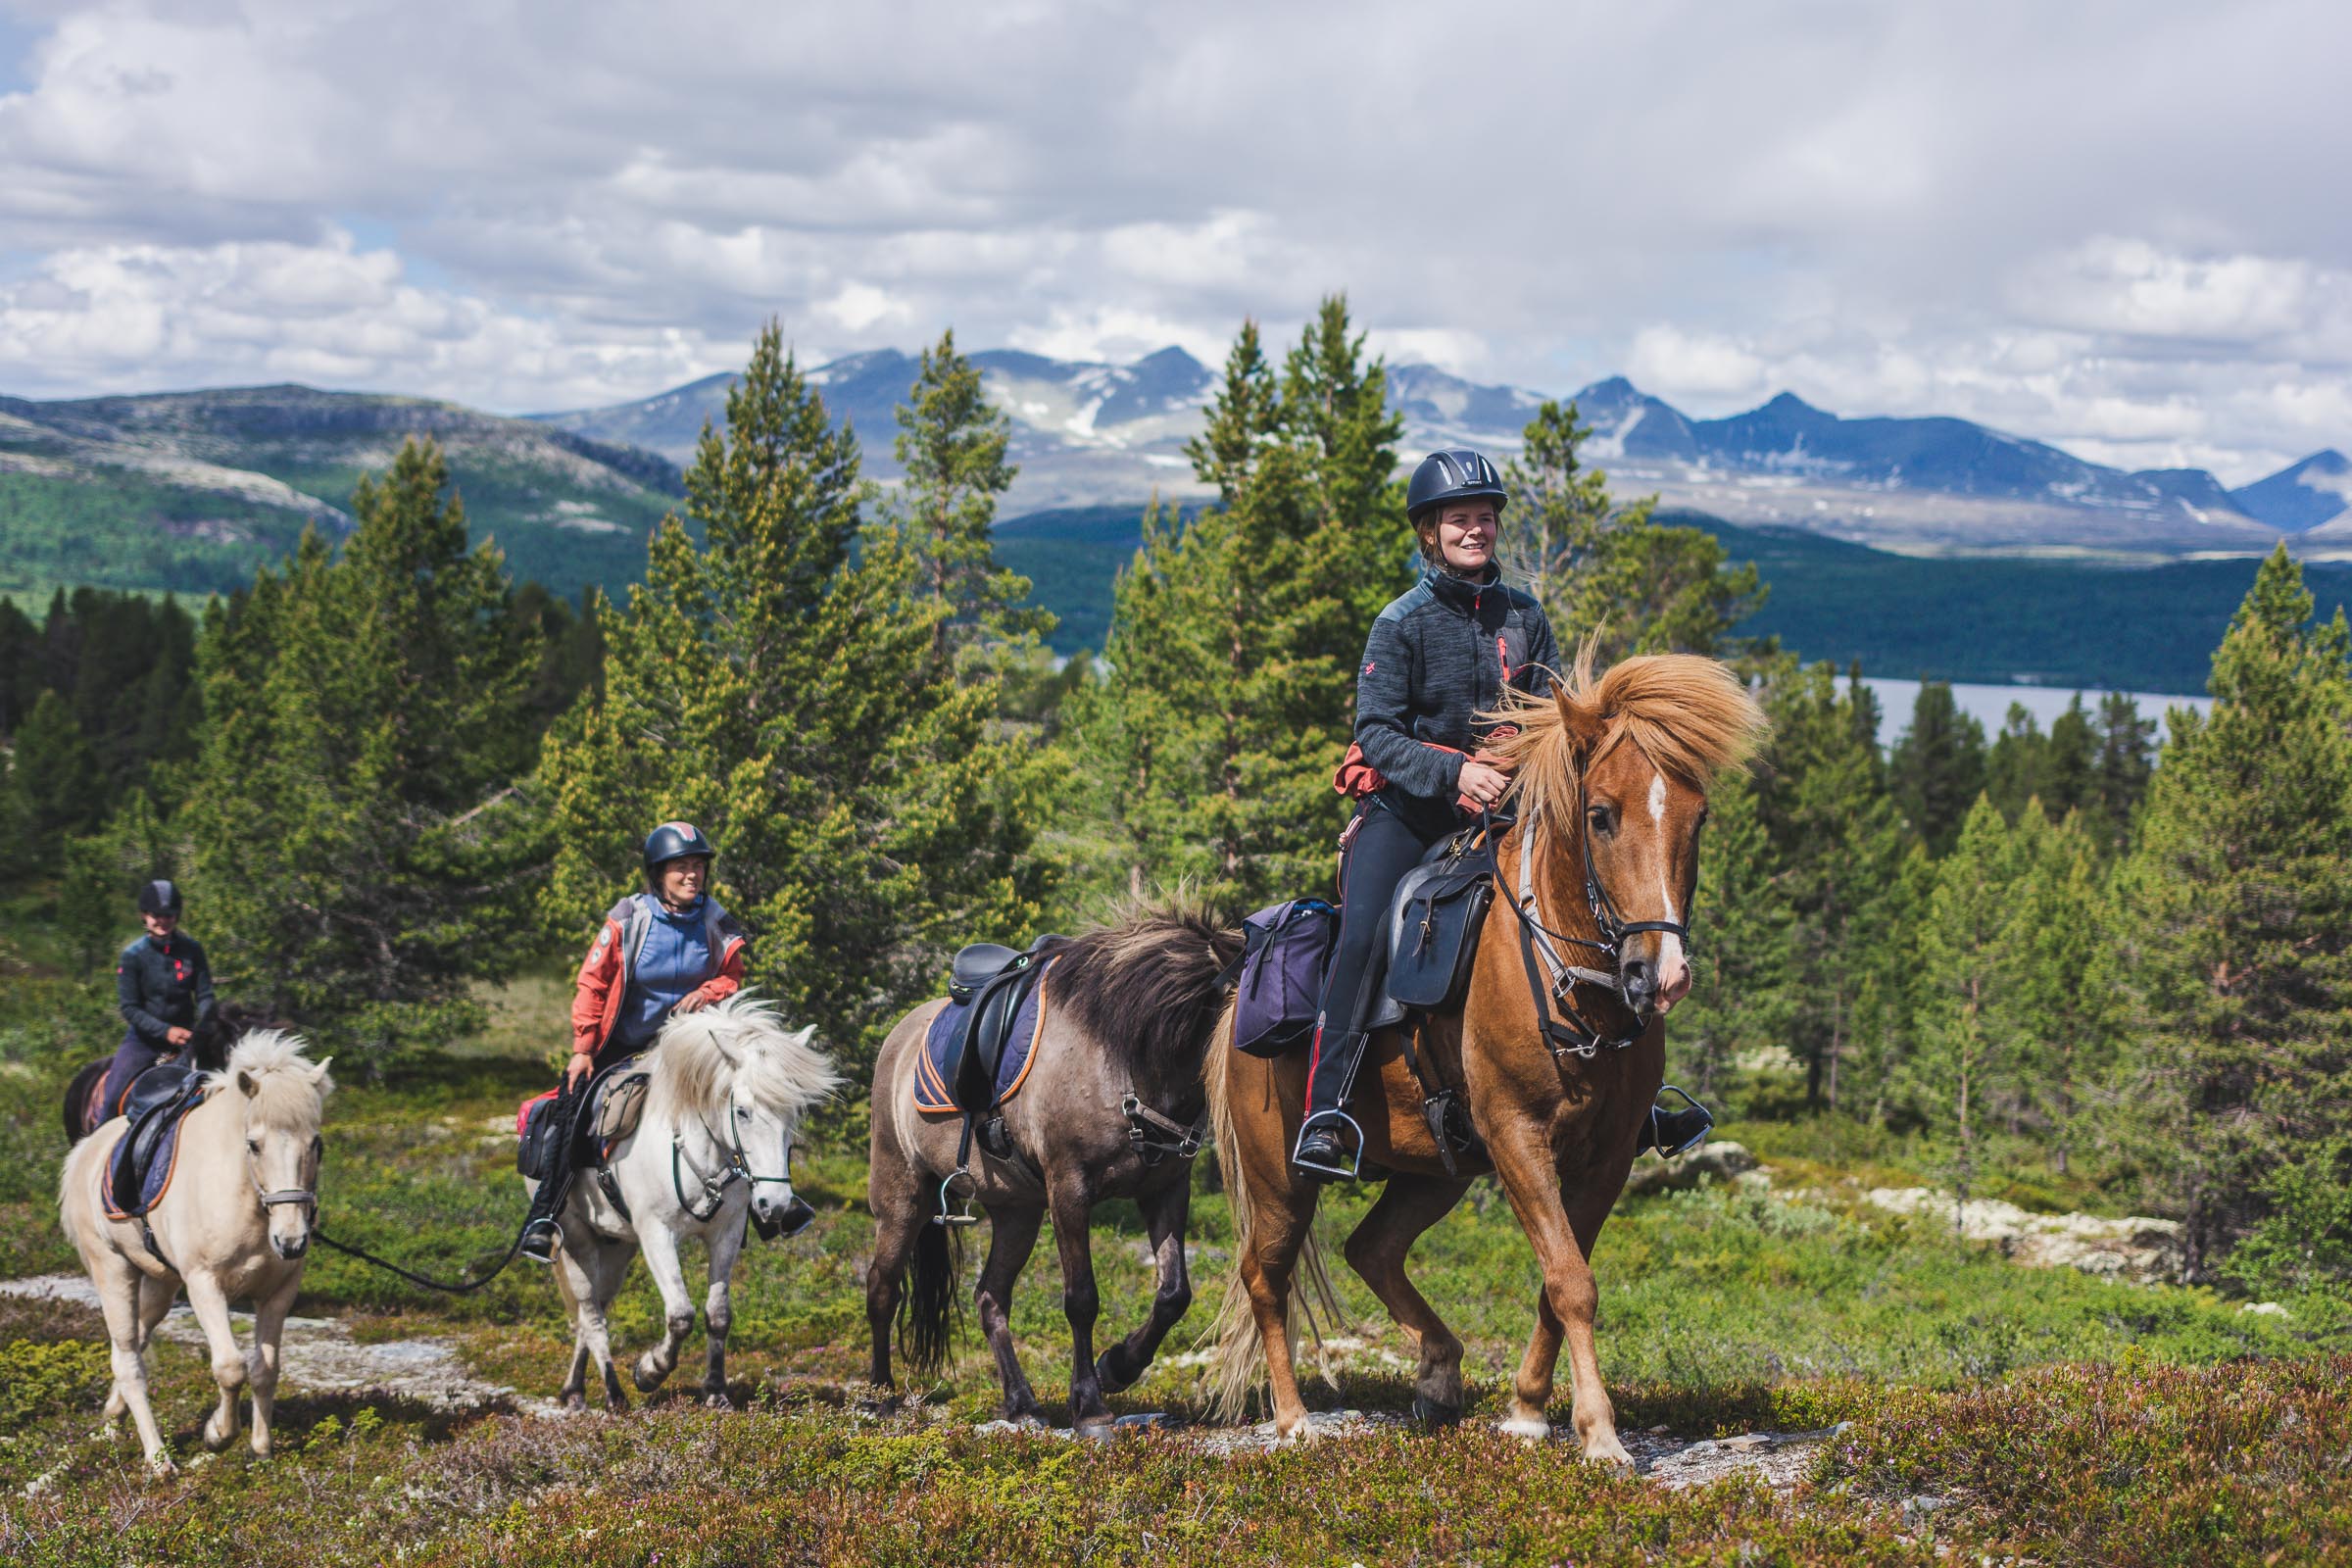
[{"xmin": 0, "ymin": 1274, "xmax": 556, "ymax": 1416}]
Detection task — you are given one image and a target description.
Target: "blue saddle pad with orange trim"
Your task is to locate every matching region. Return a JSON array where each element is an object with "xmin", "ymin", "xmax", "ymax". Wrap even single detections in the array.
[
  {"xmin": 104, "ymin": 1074, "xmax": 207, "ymax": 1221},
  {"xmin": 915, "ymin": 976, "xmax": 1049, "ymax": 1114}
]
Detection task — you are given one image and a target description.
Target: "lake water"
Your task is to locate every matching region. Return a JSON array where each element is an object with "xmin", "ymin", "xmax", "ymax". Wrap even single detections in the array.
[{"xmin": 1859, "ymin": 677, "xmax": 2213, "ymax": 751}]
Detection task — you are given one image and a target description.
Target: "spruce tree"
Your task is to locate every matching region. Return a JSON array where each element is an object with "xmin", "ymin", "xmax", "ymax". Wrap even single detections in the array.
[
  {"xmin": 2090, "ymin": 692, "xmax": 2157, "ymax": 851},
  {"xmin": 1912, "ymin": 793, "xmax": 2024, "ymax": 1215},
  {"xmin": 887, "ymin": 329, "xmax": 1047, "ymax": 663},
  {"xmin": 2002, "ymin": 806, "xmax": 2117, "ymax": 1174},
  {"xmin": 2111, "ymin": 545, "xmax": 2352, "ymax": 1281},
  {"xmin": 178, "ymin": 440, "xmax": 539, "ymax": 1069},
  {"xmin": 2041, "ymin": 695, "xmax": 2097, "ymax": 822},
  {"xmin": 1087, "ymin": 300, "xmax": 1404, "ymax": 902},
  {"xmin": 1668, "ymin": 768, "xmax": 1794, "ymax": 1102},
  {"xmin": 536, "ymin": 325, "xmax": 1047, "ymax": 1077},
  {"xmin": 1984, "ymin": 703, "xmax": 2046, "ymax": 823},
  {"xmin": 14, "ymin": 688, "xmax": 101, "ymax": 837},
  {"xmin": 1889, "ymin": 681, "xmax": 1986, "ymax": 856}
]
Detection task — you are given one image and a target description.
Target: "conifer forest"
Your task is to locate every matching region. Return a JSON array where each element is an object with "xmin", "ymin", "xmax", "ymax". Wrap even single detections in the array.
[{"xmin": 4, "ymin": 312, "xmax": 2349, "ymax": 1565}]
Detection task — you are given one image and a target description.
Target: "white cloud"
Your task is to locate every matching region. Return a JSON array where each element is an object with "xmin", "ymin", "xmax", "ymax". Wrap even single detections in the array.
[{"xmin": 0, "ymin": 0, "xmax": 2343, "ymax": 480}]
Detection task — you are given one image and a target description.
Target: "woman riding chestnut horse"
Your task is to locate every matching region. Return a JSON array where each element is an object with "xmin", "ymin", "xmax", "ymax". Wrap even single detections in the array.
[{"xmin": 1293, "ymin": 448, "xmax": 1706, "ymax": 1182}]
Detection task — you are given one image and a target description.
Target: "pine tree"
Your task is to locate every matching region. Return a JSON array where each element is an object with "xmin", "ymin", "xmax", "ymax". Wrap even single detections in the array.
[
  {"xmin": 2041, "ymin": 695, "xmax": 2097, "ymax": 822},
  {"xmin": 2001, "ymin": 806, "xmax": 2117, "ymax": 1174},
  {"xmin": 1754, "ymin": 659, "xmax": 1905, "ymax": 1111},
  {"xmin": 61, "ymin": 786, "xmax": 176, "ymax": 968},
  {"xmin": 887, "ymin": 329, "xmax": 1048, "ymax": 664},
  {"xmin": 1667, "ymin": 768, "xmax": 1794, "ymax": 1102},
  {"xmin": 2111, "ymin": 545, "xmax": 2352, "ymax": 1282},
  {"xmin": 1889, "ymin": 681, "xmax": 1986, "ymax": 856},
  {"xmin": 1912, "ymin": 794, "xmax": 2025, "ymax": 1216},
  {"xmin": 14, "ymin": 688, "xmax": 101, "ymax": 837},
  {"xmin": 1983, "ymin": 703, "xmax": 2046, "ymax": 823},
  {"xmin": 1086, "ymin": 301, "xmax": 1404, "ymax": 902},
  {"xmin": 178, "ymin": 440, "xmax": 540, "ymax": 1069},
  {"xmin": 2090, "ymin": 692, "xmax": 2157, "ymax": 851},
  {"xmin": 536, "ymin": 325, "xmax": 1048, "ymax": 1078}
]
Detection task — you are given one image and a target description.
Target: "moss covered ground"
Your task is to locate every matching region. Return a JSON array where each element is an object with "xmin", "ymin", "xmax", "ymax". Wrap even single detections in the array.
[{"xmin": 2, "ymin": 920, "xmax": 2346, "ymax": 1564}]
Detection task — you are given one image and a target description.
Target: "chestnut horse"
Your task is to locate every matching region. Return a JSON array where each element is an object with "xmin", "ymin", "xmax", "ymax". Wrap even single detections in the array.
[{"xmin": 1205, "ymin": 648, "xmax": 1766, "ymax": 1460}]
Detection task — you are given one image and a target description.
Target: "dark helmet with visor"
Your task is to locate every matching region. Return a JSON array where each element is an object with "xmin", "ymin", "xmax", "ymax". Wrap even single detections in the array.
[
  {"xmin": 136, "ymin": 878, "xmax": 183, "ymax": 917},
  {"xmin": 1405, "ymin": 448, "xmax": 1509, "ymax": 523},
  {"xmin": 641, "ymin": 821, "xmax": 716, "ymax": 876}
]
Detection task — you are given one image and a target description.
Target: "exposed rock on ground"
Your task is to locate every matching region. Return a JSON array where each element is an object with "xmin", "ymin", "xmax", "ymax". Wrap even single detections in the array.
[
  {"xmin": 0, "ymin": 1274, "xmax": 554, "ymax": 1415},
  {"xmin": 1861, "ymin": 1188, "xmax": 2181, "ymax": 1282},
  {"xmin": 1622, "ymin": 1140, "xmax": 1758, "ymax": 1197}
]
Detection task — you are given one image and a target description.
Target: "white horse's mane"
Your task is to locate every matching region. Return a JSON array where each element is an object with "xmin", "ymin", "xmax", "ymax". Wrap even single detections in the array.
[
  {"xmin": 644, "ymin": 993, "xmax": 839, "ymax": 1128},
  {"xmin": 204, "ymin": 1028, "xmax": 334, "ymax": 1131}
]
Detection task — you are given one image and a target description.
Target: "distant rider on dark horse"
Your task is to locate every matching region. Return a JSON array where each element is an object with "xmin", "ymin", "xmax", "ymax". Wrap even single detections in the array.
[
  {"xmin": 519, "ymin": 822, "xmax": 749, "ymax": 1263},
  {"xmin": 1292, "ymin": 451, "xmax": 1712, "ymax": 1181},
  {"xmin": 100, "ymin": 879, "xmax": 216, "ymax": 1120}
]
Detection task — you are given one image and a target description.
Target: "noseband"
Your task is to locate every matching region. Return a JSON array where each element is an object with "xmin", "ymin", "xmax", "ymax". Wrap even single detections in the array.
[
  {"xmin": 251, "ymin": 1134, "xmax": 323, "ymax": 1219},
  {"xmin": 672, "ymin": 1102, "xmax": 796, "ymax": 1223}
]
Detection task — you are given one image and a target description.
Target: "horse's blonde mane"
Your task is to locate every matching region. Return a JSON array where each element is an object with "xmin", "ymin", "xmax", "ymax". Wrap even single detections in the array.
[
  {"xmin": 645, "ymin": 993, "xmax": 840, "ymax": 1127},
  {"xmin": 206, "ymin": 1029, "xmax": 333, "ymax": 1132},
  {"xmin": 1487, "ymin": 637, "xmax": 1770, "ymax": 823}
]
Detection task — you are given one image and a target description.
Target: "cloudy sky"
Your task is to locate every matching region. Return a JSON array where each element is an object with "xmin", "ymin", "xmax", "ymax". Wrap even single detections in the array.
[{"xmin": 2, "ymin": 0, "xmax": 2346, "ymax": 482}]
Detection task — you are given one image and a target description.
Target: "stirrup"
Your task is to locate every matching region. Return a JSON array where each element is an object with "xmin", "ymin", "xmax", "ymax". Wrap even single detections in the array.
[
  {"xmin": 932, "ymin": 1167, "xmax": 981, "ymax": 1227},
  {"xmin": 1292, "ymin": 1111, "xmax": 1364, "ymax": 1182},
  {"xmin": 1645, "ymin": 1085, "xmax": 1714, "ymax": 1159},
  {"xmin": 519, "ymin": 1217, "xmax": 563, "ymax": 1264}
]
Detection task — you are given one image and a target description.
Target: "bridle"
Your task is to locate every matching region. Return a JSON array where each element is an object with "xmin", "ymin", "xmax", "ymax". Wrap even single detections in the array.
[
  {"xmin": 1492, "ymin": 760, "xmax": 1697, "ymax": 1060},
  {"xmin": 672, "ymin": 1098, "xmax": 802, "ymax": 1232},
  {"xmin": 250, "ymin": 1132, "xmax": 323, "ymax": 1221}
]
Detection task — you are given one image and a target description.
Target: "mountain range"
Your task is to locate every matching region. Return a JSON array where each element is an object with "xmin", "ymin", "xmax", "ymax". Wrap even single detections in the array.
[{"xmin": 537, "ymin": 347, "xmax": 2350, "ymax": 560}]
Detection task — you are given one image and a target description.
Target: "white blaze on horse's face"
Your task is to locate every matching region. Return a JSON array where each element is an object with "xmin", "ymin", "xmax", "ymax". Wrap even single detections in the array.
[{"xmin": 1586, "ymin": 747, "xmax": 1704, "ymax": 1021}]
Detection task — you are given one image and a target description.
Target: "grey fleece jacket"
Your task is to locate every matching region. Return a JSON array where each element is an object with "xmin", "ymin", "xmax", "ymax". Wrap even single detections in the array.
[{"xmin": 1351, "ymin": 564, "xmax": 1560, "ymax": 803}]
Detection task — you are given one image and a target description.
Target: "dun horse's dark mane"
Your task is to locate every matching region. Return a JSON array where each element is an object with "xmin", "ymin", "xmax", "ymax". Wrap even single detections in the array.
[{"xmin": 1048, "ymin": 893, "xmax": 1244, "ymax": 1085}]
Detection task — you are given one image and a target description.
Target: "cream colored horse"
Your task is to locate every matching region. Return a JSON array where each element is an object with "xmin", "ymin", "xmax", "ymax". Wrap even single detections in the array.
[{"xmin": 59, "ymin": 1030, "xmax": 332, "ymax": 1473}]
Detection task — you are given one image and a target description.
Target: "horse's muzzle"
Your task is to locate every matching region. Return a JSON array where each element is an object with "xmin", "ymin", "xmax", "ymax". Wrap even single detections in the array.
[
  {"xmin": 272, "ymin": 1233, "xmax": 311, "ymax": 1260},
  {"xmin": 752, "ymin": 1196, "xmax": 816, "ymax": 1242}
]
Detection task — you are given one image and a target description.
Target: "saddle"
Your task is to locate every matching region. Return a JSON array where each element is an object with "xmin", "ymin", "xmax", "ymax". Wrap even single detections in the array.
[
  {"xmin": 104, "ymin": 1064, "xmax": 208, "ymax": 1222},
  {"xmin": 945, "ymin": 937, "xmax": 1060, "ymax": 1121},
  {"xmin": 1385, "ymin": 827, "xmax": 1499, "ymax": 1014},
  {"xmin": 514, "ymin": 1057, "xmax": 651, "ymax": 1183}
]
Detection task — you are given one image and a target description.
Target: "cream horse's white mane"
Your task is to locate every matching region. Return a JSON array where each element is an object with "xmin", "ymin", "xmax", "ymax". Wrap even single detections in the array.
[
  {"xmin": 643, "ymin": 994, "xmax": 839, "ymax": 1130},
  {"xmin": 202, "ymin": 1029, "xmax": 334, "ymax": 1131}
]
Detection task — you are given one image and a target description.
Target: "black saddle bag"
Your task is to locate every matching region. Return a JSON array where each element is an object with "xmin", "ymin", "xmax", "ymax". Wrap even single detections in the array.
[
  {"xmin": 1385, "ymin": 857, "xmax": 1495, "ymax": 1012},
  {"xmin": 516, "ymin": 1091, "xmax": 568, "ymax": 1182}
]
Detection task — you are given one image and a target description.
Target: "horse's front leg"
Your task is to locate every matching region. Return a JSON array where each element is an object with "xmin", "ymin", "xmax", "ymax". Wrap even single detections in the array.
[
  {"xmin": 1095, "ymin": 1178, "xmax": 1192, "ymax": 1396},
  {"xmin": 1486, "ymin": 1126, "xmax": 1632, "ymax": 1466},
  {"xmin": 631, "ymin": 1206, "xmax": 698, "ymax": 1396},
  {"xmin": 1046, "ymin": 1174, "xmax": 1112, "ymax": 1437},
  {"xmin": 556, "ymin": 1235, "xmax": 631, "ymax": 1412},
  {"xmin": 180, "ymin": 1269, "xmax": 249, "ymax": 1453},
  {"xmin": 247, "ymin": 1275, "xmax": 299, "ymax": 1456},
  {"xmin": 91, "ymin": 1252, "xmax": 172, "ymax": 1470},
  {"xmin": 1343, "ymin": 1171, "xmax": 1474, "ymax": 1425},
  {"xmin": 699, "ymin": 1204, "xmax": 749, "ymax": 1407}
]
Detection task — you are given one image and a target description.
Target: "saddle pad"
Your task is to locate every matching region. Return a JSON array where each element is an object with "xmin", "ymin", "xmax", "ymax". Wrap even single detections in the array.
[
  {"xmin": 103, "ymin": 1080, "xmax": 207, "ymax": 1221},
  {"xmin": 915, "ymin": 975, "xmax": 1049, "ymax": 1115}
]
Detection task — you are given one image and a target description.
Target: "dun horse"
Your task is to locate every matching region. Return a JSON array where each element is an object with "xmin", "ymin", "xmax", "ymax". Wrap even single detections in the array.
[
  {"xmin": 1207, "ymin": 649, "xmax": 1767, "ymax": 1460},
  {"xmin": 59, "ymin": 1030, "xmax": 332, "ymax": 1472},
  {"xmin": 531, "ymin": 994, "xmax": 838, "ymax": 1409},
  {"xmin": 866, "ymin": 898, "xmax": 1244, "ymax": 1434}
]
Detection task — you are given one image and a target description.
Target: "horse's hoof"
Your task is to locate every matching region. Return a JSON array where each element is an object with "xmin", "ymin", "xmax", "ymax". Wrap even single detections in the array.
[
  {"xmin": 1413, "ymin": 1396, "xmax": 1463, "ymax": 1428},
  {"xmin": 562, "ymin": 1391, "xmax": 588, "ymax": 1412},
  {"xmin": 145, "ymin": 1451, "xmax": 178, "ymax": 1478},
  {"xmin": 1581, "ymin": 1434, "xmax": 1636, "ymax": 1469},
  {"xmin": 201, "ymin": 1416, "xmax": 234, "ymax": 1450},
  {"xmin": 1094, "ymin": 1348, "xmax": 1139, "ymax": 1396},
  {"xmin": 1496, "ymin": 1415, "xmax": 1551, "ymax": 1444},
  {"xmin": 1073, "ymin": 1415, "xmax": 1117, "ymax": 1442},
  {"xmin": 631, "ymin": 1357, "xmax": 670, "ymax": 1394},
  {"xmin": 703, "ymin": 1389, "xmax": 734, "ymax": 1411}
]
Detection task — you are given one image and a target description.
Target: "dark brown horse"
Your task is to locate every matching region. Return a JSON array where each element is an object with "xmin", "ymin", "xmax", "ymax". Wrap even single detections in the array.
[
  {"xmin": 63, "ymin": 1004, "xmax": 279, "ymax": 1144},
  {"xmin": 1205, "ymin": 649, "xmax": 1767, "ymax": 1459},
  {"xmin": 866, "ymin": 897, "xmax": 1244, "ymax": 1434}
]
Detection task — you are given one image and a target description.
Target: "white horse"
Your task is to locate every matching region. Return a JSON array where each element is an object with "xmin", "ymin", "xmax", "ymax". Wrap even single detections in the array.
[
  {"xmin": 530, "ymin": 994, "xmax": 838, "ymax": 1409},
  {"xmin": 58, "ymin": 1030, "xmax": 332, "ymax": 1473}
]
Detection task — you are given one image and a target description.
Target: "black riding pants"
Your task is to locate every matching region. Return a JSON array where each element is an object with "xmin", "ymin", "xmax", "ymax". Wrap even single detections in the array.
[
  {"xmin": 1302, "ymin": 795, "xmax": 1451, "ymax": 1131},
  {"xmin": 99, "ymin": 1030, "xmax": 166, "ymax": 1124}
]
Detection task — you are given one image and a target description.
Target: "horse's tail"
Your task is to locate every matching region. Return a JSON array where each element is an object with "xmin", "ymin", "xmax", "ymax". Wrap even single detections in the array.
[
  {"xmin": 898, "ymin": 1217, "xmax": 962, "ymax": 1380},
  {"xmin": 62, "ymin": 1057, "xmax": 108, "ymax": 1145},
  {"xmin": 1205, "ymin": 997, "xmax": 1346, "ymax": 1424}
]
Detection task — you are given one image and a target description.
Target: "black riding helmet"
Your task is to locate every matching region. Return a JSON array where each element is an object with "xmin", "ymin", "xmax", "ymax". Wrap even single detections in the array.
[
  {"xmin": 135, "ymin": 879, "xmax": 183, "ymax": 917},
  {"xmin": 1405, "ymin": 448, "xmax": 1509, "ymax": 523},
  {"xmin": 641, "ymin": 820, "xmax": 716, "ymax": 876}
]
